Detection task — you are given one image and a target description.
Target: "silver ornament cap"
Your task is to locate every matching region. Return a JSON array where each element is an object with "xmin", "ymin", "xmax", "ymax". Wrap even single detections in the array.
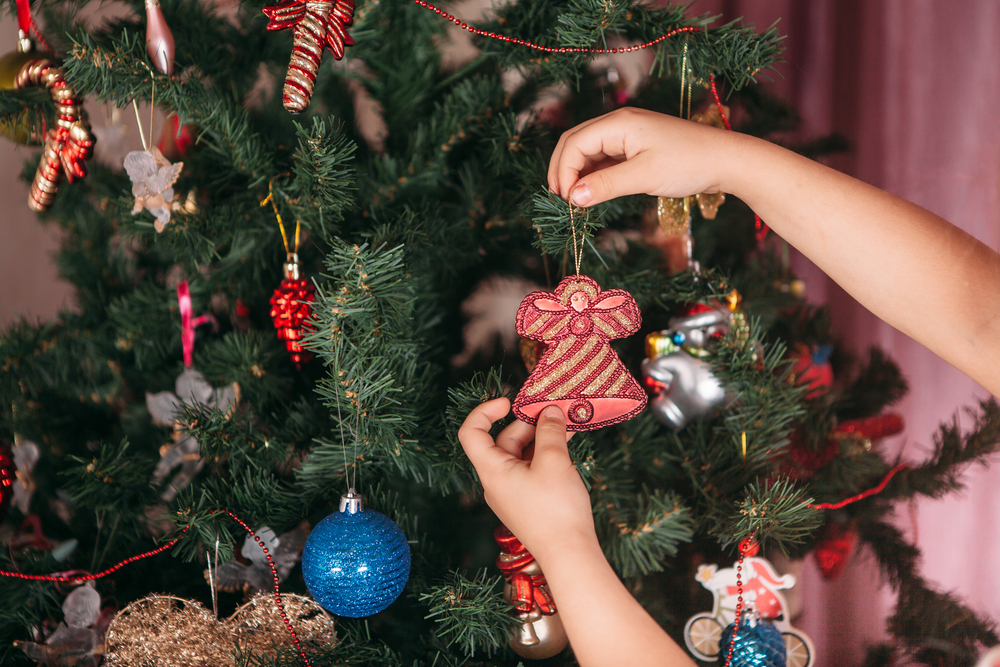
[{"xmin": 339, "ymin": 488, "xmax": 363, "ymax": 514}]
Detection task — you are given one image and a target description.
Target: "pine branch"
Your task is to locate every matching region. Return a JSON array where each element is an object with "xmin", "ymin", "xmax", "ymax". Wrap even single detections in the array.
[
  {"xmin": 531, "ymin": 189, "xmax": 607, "ymax": 268},
  {"xmin": 725, "ymin": 478, "xmax": 821, "ymax": 548},
  {"xmin": 836, "ymin": 347, "xmax": 908, "ymax": 420},
  {"xmin": 61, "ymin": 438, "xmax": 158, "ymax": 514},
  {"xmin": 885, "ymin": 398, "xmax": 1000, "ymax": 501},
  {"xmin": 860, "ymin": 519, "xmax": 999, "ymax": 666},
  {"xmin": 596, "ymin": 487, "xmax": 694, "ymax": 577},
  {"xmin": 420, "ymin": 569, "xmax": 519, "ymax": 657}
]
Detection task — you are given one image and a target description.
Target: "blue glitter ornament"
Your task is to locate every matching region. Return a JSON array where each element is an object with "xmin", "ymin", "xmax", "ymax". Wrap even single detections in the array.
[
  {"xmin": 719, "ymin": 615, "xmax": 786, "ymax": 667},
  {"xmin": 302, "ymin": 490, "xmax": 411, "ymax": 617}
]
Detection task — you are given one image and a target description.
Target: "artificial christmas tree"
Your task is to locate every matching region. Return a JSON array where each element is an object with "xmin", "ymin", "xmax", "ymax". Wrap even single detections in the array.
[{"xmin": 1, "ymin": 0, "xmax": 998, "ymax": 666}]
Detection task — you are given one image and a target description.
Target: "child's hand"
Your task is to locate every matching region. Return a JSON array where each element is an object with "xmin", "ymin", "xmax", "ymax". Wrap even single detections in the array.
[
  {"xmin": 547, "ymin": 107, "xmax": 733, "ymax": 207},
  {"xmin": 458, "ymin": 398, "xmax": 597, "ymax": 564}
]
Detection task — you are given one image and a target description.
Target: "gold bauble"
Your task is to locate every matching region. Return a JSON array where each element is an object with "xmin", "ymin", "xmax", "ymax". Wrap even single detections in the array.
[
  {"xmin": 0, "ymin": 48, "xmax": 36, "ymax": 89},
  {"xmin": 0, "ymin": 48, "xmax": 50, "ymax": 145}
]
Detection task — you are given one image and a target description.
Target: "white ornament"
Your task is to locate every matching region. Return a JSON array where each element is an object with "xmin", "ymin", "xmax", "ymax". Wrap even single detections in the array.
[{"xmin": 124, "ymin": 146, "xmax": 182, "ymax": 232}]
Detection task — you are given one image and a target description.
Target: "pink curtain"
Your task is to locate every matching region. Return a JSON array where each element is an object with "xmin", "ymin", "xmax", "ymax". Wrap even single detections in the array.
[{"xmin": 693, "ymin": 1, "xmax": 1000, "ymax": 664}]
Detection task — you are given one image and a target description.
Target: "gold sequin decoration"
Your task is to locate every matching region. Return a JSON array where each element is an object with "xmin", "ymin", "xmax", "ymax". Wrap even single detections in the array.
[
  {"xmin": 583, "ymin": 353, "xmax": 620, "ymax": 395},
  {"xmin": 657, "ymin": 196, "xmax": 691, "ymax": 237},
  {"xmin": 607, "ymin": 371, "xmax": 627, "ymax": 395},
  {"xmin": 612, "ymin": 311, "xmax": 635, "ymax": 331},
  {"xmin": 526, "ymin": 336, "xmax": 598, "ymax": 397},
  {"xmin": 103, "ymin": 593, "xmax": 335, "ymax": 667},
  {"xmin": 550, "ymin": 345, "xmax": 609, "ymax": 400},
  {"xmin": 593, "ymin": 316, "xmax": 617, "ymax": 338},
  {"xmin": 523, "ymin": 311, "xmax": 552, "ymax": 337}
]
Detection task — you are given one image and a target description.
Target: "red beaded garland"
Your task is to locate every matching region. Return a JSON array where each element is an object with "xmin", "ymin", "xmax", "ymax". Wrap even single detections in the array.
[
  {"xmin": 211, "ymin": 509, "xmax": 313, "ymax": 667},
  {"xmin": 414, "ymin": 0, "xmax": 700, "ymax": 54}
]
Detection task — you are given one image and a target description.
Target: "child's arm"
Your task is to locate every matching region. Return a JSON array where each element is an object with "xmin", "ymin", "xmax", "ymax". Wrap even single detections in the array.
[
  {"xmin": 548, "ymin": 107, "xmax": 1000, "ymax": 397},
  {"xmin": 459, "ymin": 399, "xmax": 696, "ymax": 667}
]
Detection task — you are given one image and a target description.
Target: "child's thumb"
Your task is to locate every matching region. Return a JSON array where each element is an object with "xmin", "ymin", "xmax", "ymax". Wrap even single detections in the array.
[
  {"xmin": 533, "ymin": 405, "xmax": 571, "ymax": 463},
  {"xmin": 569, "ymin": 160, "xmax": 648, "ymax": 207}
]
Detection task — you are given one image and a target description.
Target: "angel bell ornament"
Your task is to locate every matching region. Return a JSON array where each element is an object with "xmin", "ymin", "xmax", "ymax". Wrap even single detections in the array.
[
  {"xmin": 124, "ymin": 145, "xmax": 182, "ymax": 232},
  {"xmin": 513, "ymin": 274, "xmax": 646, "ymax": 430}
]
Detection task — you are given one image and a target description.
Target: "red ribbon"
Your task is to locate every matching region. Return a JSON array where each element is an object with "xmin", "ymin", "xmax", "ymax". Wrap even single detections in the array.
[
  {"xmin": 808, "ymin": 463, "xmax": 907, "ymax": 510},
  {"xmin": 176, "ymin": 281, "xmax": 218, "ymax": 368},
  {"xmin": 16, "ymin": 0, "xmax": 32, "ymax": 34}
]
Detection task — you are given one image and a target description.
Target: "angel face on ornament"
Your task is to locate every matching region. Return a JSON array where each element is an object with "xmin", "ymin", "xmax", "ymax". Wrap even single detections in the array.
[
  {"xmin": 641, "ymin": 303, "xmax": 732, "ymax": 430},
  {"xmin": 513, "ymin": 274, "xmax": 646, "ymax": 431}
]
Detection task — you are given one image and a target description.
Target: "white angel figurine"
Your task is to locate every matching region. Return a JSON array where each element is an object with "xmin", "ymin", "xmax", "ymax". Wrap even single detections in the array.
[
  {"xmin": 123, "ymin": 146, "xmax": 183, "ymax": 232},
  {"xmin": 146, "ymin": 369, "xmax": 239, "ymax": 501}
]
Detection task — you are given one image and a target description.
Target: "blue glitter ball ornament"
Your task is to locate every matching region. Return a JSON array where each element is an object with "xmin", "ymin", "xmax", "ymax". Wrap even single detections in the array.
[
  {"xmin": 302, "ymin": 491, "xmax": 411, "ymax": 617},
  {"xmin": 718, "ymin": 615, "xmax": 786, "ymax": 667}
]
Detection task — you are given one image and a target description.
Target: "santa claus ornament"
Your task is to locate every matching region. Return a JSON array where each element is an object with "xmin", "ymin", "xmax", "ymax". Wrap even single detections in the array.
[
  {"xmin": 684, "ymin": 556, "xmax": 814, "ymax": 667},
  {"xmin": 513, "ymin": 273, "xmax": 646, "ymax": 430},
  {"xmin": 495, "ymin": 524, "xmax": 569, "ymax": 659},
  {"xmin": 641, "ymin": 293, "xmax": 746, "ymax": 430}
]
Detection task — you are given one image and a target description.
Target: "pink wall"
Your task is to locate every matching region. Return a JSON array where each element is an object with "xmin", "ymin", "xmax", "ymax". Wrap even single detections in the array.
[{"xmin": 692, "ymin": 1, "xmax": 1000, "ymax": 663}]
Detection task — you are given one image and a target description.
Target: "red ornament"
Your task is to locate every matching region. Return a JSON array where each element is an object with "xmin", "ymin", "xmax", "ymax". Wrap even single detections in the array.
[
  {"xmin": 788, "ymin": 343, "xmax": 834, "ymax": 399},
  {"xmin": 269, "ymin": 256, "xmax": 315, "ymax": 369},
  {"xmin": 0, "ymin": 443, "xmax": 15, "ymax": 523},
  {"xmin": 156, "ymin": 113, "xmax": 198, "ymax": 162},
  {"xmin": 836, "ymin": 413, "xmax": 905, "ymax": 443},
  {"xmin": 513, "ymin": 274, "xmax": 647, "ymax": 431},
  {"xmin": 785, "ymin": 412, "xmax": 905, "ymax": 480},
  {"xmin": 263, "ymin": 0, "xmax": 355, "ymax": 114},
  {"xmin": 813, "ymin": 522, "xmax": 857, "ymax": 580},
  {"xmin": 495, "ymin": 524, "xmax": 568, "ymax": 659},
  {"xmin": 786, "ymin": 430, "xmax": 840, "ymax": 478},
  {"xmin": 738, "ymin": 537, "xmax": 760, "ymax": 558}
]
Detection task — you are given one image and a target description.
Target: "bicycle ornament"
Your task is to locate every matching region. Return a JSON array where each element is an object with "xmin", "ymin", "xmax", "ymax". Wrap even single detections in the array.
[{"xmin": 684, "ymin": 556, "xmax": 815, "ymax": 667}]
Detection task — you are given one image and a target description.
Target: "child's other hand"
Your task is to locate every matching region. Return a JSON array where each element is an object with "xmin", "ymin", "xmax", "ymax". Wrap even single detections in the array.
[
  {"xmin": 547, "ymin": 107, "xmax": 733, "ymax": 208},
  {"xmin": 458, "ymin": 398, "xmax": 596, "ymax": 564}
]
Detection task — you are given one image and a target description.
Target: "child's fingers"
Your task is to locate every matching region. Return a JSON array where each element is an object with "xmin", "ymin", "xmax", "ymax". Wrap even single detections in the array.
[
  {"xmin": 569, "ymin": 156, "xmax": 655, "ymax": 207},
  {"xmin": 457, "ymin": 398, "xmax": 514, "ymax": 473},
  {"xmin": 548, "ymin": 114, "xmax": 605, "ymax": 195},
  {"xmin": 552, "ymin": 118, "xmax": 631, "ymax": 201},
  {"xmin": 495, "ymin": 418, "xmax": 537, "ymax": 457}
]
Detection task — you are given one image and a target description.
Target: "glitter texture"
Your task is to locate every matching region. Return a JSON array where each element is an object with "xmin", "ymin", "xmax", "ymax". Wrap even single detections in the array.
[
  {"xmin": 718, "ymin": 617, "xmax": 786, "ymax": 667},
  {"xmin": 513, "ymin": 274, "xmax": 646, "ymax": 431},
  {"xmin": 103, "ymin": 593, "xmax": 335, "ymax": 666},
  {"xmin": 302, "ymin": 505, "xmax": 411, "ymax": 618}
]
